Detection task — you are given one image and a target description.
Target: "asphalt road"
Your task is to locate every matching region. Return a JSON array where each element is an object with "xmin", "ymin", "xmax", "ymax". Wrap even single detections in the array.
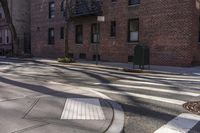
[{"xmin": 0, "ymin": 58, "xmax": 200, "ymax": 133}]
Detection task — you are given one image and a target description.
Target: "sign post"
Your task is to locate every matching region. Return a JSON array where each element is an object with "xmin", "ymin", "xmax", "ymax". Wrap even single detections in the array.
[{"xmin": 96, "ymin": 16, "xmax": 105, "ymax": 65}]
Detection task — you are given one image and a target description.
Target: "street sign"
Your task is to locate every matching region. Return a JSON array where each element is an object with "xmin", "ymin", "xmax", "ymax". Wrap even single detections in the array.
[{"xmin": 97, "ymin": 16, "xmax": 105, "ymax": 22}]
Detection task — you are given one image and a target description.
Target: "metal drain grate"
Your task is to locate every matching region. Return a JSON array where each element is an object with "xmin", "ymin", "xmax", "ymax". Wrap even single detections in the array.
[{"xmin": 183, "ymin": 101, "xmax": 200, "ymax": 115}]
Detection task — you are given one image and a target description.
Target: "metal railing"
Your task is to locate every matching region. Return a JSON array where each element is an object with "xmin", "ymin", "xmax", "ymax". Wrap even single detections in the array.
[{"xmin": 69, "ymin": 0, "xmax": 102, "ymax": 17}]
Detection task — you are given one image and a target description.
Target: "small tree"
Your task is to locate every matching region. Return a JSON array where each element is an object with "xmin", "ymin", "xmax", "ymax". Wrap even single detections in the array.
[
  {"xmin": 0, "ymin": 0, "xmax": 17, "ymax": 56},
  {"xmin": 63, "ymin": 0, "xmax": 72, "ymax": 57}
]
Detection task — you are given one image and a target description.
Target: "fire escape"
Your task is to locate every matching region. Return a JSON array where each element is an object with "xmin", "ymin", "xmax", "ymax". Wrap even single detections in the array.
[{"xmin": 69, "ymin": 0, "xmax": 103, "ymax": 18}]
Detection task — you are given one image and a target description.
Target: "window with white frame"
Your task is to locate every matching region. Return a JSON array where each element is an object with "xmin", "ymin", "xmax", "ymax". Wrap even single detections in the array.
[{"xmin": 128, "ymin": 19, "xmax": 139, "ymax": 42}]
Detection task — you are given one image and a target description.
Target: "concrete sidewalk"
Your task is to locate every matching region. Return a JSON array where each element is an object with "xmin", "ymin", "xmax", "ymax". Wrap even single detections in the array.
[
  {"xmin": 33, "ymin": 58, "xmax": 200, "ymax": 76},
  {"xmin": 1, "ymin": 57, "xmax": 200, "ymax": 75},
  {"xmin": 0, "ymin": 72, "xmax": 124, "ymax": 133}
]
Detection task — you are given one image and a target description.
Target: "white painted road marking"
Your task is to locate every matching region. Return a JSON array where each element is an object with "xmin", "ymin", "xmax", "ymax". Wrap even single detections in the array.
[
  {"xmin": 142, "ymin": 76, "xmax": 200, "ymax": 82},
  {"xmin": 93, "ymin": 83, "xmax": 199, "ymax": 97},
  {"xmin": 61, "ymin": 98, "xmax": 105, "ymax": 120},
  {"xmin": 118, "ymin": 79, "xmax": 172, "ymax": 87},
  {"xmin": 154, "ymin": 113, "xmax": 200, "ymax": 133},
  {"xmin": 193, "ymin": 73, "xmax": 200, "ymax": 76},
  {"xmin": 91, "ymin": 88, "xmax": 186, "ymax": 105}
]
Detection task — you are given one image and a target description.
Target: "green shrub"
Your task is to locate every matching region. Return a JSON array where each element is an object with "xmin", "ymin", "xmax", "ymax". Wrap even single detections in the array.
[{"xmin": 57, "ymin": 57, "xmax": 75, "ymax": 63}]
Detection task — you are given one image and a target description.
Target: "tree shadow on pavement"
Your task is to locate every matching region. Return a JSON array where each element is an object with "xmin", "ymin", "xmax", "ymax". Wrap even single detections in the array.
[{"xmin": 0, "ymin": 59, "xmax": 190, "ymax": 125}]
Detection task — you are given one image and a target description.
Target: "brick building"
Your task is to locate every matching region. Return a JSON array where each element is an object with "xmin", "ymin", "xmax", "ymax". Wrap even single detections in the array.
[
  {"xmin": 31, "ymin": 0, "xmax": 200, "ymax": 66},
  {"xmin": 31, "ymin": 0, "xmax": 65, "ymax": 58},
  {"xmin": 0, "ymin": 5, "xmax": 11, "ymax": 56},
  {"xmin": 0, "ymin": 0, "xmax": 31, "ymax": 56}
]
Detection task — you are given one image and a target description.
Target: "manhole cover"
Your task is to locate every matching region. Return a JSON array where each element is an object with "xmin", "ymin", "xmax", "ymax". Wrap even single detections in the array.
[{"xmin": 183, "ymin": 101, "xmax": 200, "ymax": 115}]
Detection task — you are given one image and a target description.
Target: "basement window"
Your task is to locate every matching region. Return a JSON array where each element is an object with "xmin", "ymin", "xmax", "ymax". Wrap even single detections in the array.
[
  {"xmin": 129, "ymin": 0, "xmax": 140, "ymax": 5},
  {"xmin": 93, "ymin": 55, "xmax": 101, "ymax": 61},
  {"xmin": 79, "ymin": 53, "xmax": 86, "ymax": 59}
]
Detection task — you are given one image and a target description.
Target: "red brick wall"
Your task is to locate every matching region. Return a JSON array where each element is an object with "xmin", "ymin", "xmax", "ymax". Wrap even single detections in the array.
[
  {"xmin": 31, "ymin": 0, "xmax": 65, "ymax": 58},
  {"xmin": 139, "ymin": 0, "xmax": 195, "ymax": 66},
  {"xmin": 193, "ymin": 0, "xmax": 200, "ymax": 65},
  {"xmin": 31, "ymin": 0, "xmax": 199, "ymax": 66}
]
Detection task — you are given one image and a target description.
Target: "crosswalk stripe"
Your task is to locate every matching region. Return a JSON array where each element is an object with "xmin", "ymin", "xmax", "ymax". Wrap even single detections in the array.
[
  {"xmin": 142, "ymin": 73, "xmax": 200, "ymax": 79},
  {"xmin": 80, "ymin": 67, "xmax": 200, "ymax": 82},
  {"xmin": 118, "ymin": 79, "xmax": 172, "ymax": 87},
  {"xmin": 90, "ymin": 88, "xmax": 186, "ymax": 105},
  {"xmin": 112, "ymin": 74, "xmax": 152, "ymax": 81},
  {"xmin": 48, "ymin": 81, "xmax": 186, "ymax": 105},
  {"xmin": 154, "ymin": 113, "xmax": 200, "ymax": 133},
  {"xmin": 93, "ymin": 83, "xmax": 199, "ymax": 97},
  {"xmin": 61, "ymin": 98, "xmax": 105, "ymax": 120},
  {"xmin": 90, "ymin": 66, "xmax": 200, "ymax": 81},
  {"xmin": 70, "ymin": 68, "xmax": 110, "ymax": 74},
  {"xmin": 193, "ymin": 73, "xmax": 200, "ymax": 76},
  {"xmin": 141, "ymin": 76, "xmax": 200, "ymax": 82}
]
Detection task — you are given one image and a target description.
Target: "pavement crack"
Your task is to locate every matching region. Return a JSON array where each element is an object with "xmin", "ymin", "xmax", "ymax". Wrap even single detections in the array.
[
  {"xmin": 11, "ymin": 123, "xmax": 49, "ymax": 133},
  {"xmin": 22, "ymin": 98, "xmax": 40, "ymax": 119}
]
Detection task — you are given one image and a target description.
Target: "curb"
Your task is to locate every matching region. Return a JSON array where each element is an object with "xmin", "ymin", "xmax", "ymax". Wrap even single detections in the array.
[
  {"xmin": 122, "ymin": 68, "xmax": 182, "ymax": 75},
  {"xmin": 80, "ymin": 87, "xmax": 125, "ymax": 133},
  {"xmin": 46, "ymin": 80, "xmax": 125, "ymax": 133},
  {"xmin": 0, "ymin": 57, "xmax": 189, "ymax": 76},
  {"xmin": 38, "ymin": 60, "xmax": 181, "ymax": 76},
  {"xmin": 0, "ymin": 57, "xmax": 34, "ymax": 62},
  {"xmin": 60, "ymin": 62, "xmax": 183, "ymax": 76}
]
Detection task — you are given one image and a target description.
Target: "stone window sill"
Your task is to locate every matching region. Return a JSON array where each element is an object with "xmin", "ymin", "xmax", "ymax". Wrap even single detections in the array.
[{"xmin": 128, "ymin": 4, "xmax": 140, "ymax": 8}]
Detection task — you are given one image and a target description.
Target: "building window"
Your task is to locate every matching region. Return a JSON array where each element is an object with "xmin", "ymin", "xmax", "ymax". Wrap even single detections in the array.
[
  {"xmin": 75, "ymin": 25, "xmax": 83, "ymax": 44},
  {"xmin": 49, "ymin": 2, "xmax": 55, "ymax": 19},
  {"xmin": 60, "ymin": 1, "xmax": 66, "ymax": 17},
  {"xmin": 91, "ymin": 23, "xmax": 100, "ymax": 43},
  {"xmin": 93, "ymin": 54, "xmax": 100, "ymax": 61},
  {"xmin": 60, "ymin": 27, "xmax": 64, "ymax": 39},
  {"xmin": 5, "ymin": 29, "xmax": 9, "ymax": 44},
  {"xmin": 199, "ymin": 16, "xmax": 200, "ymax": 42},
  {"xmin": 0, "ymin": 30, "xmax": 2, "ymax": 43},
  {"xmin": 6, "ymin": 36, "xmax": 9, "ymax": 43},
  {"xmin": 79, "ymin": 53, "xmax": 86, "ymax": 59},
  {"xmin": 48, "ymin": 28, "xmax": 55, "ymax": 44},
  {"xmin": 0, "ymin": 13, "xmax": 2, "ymax": 19},
  {"xmin": 128, "ymin": 19, "xmax": 139, "ymax": 42},
  {"xmin": 129, "ymin": 0, "xmax": 140, "ymax": 5},
  {"xmin": 61, "ymin": 1, "xmax": 64, "ymax": 11},
  {"xmin": 110, "ymin": 21, "xmax": 116, "ymax": 37}
]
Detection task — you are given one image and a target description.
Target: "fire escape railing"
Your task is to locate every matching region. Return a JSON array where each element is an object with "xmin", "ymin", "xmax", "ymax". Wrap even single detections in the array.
[{"xmin": 69, "ymin": 0, "xmax": 102, "ymax": 18}]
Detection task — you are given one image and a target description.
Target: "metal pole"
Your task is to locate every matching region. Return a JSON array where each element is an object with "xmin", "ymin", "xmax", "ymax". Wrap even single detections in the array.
[
  {"xmin": 64, "ymin": 21, "xmax": 69, "ymax": 57},
  {"xmin": 64, "ymin": 0, "xmax": 69, "ymax": 57},
  {"xmin": 95, "ymin": 43, "xmax": 98, "ymax": 65},
  {"xmin": 96, "ymin": 22, "xmax": 100, "ymax": 65}
]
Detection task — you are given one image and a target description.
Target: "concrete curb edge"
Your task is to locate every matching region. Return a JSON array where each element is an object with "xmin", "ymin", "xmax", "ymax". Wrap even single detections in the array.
[
  {"xmin": 0, "ymin": 57, "xmax": 187, "ymax": 76},
  {"xmin": 80, "ymin": 87, "xmax": 125, "ymax": 133}
]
